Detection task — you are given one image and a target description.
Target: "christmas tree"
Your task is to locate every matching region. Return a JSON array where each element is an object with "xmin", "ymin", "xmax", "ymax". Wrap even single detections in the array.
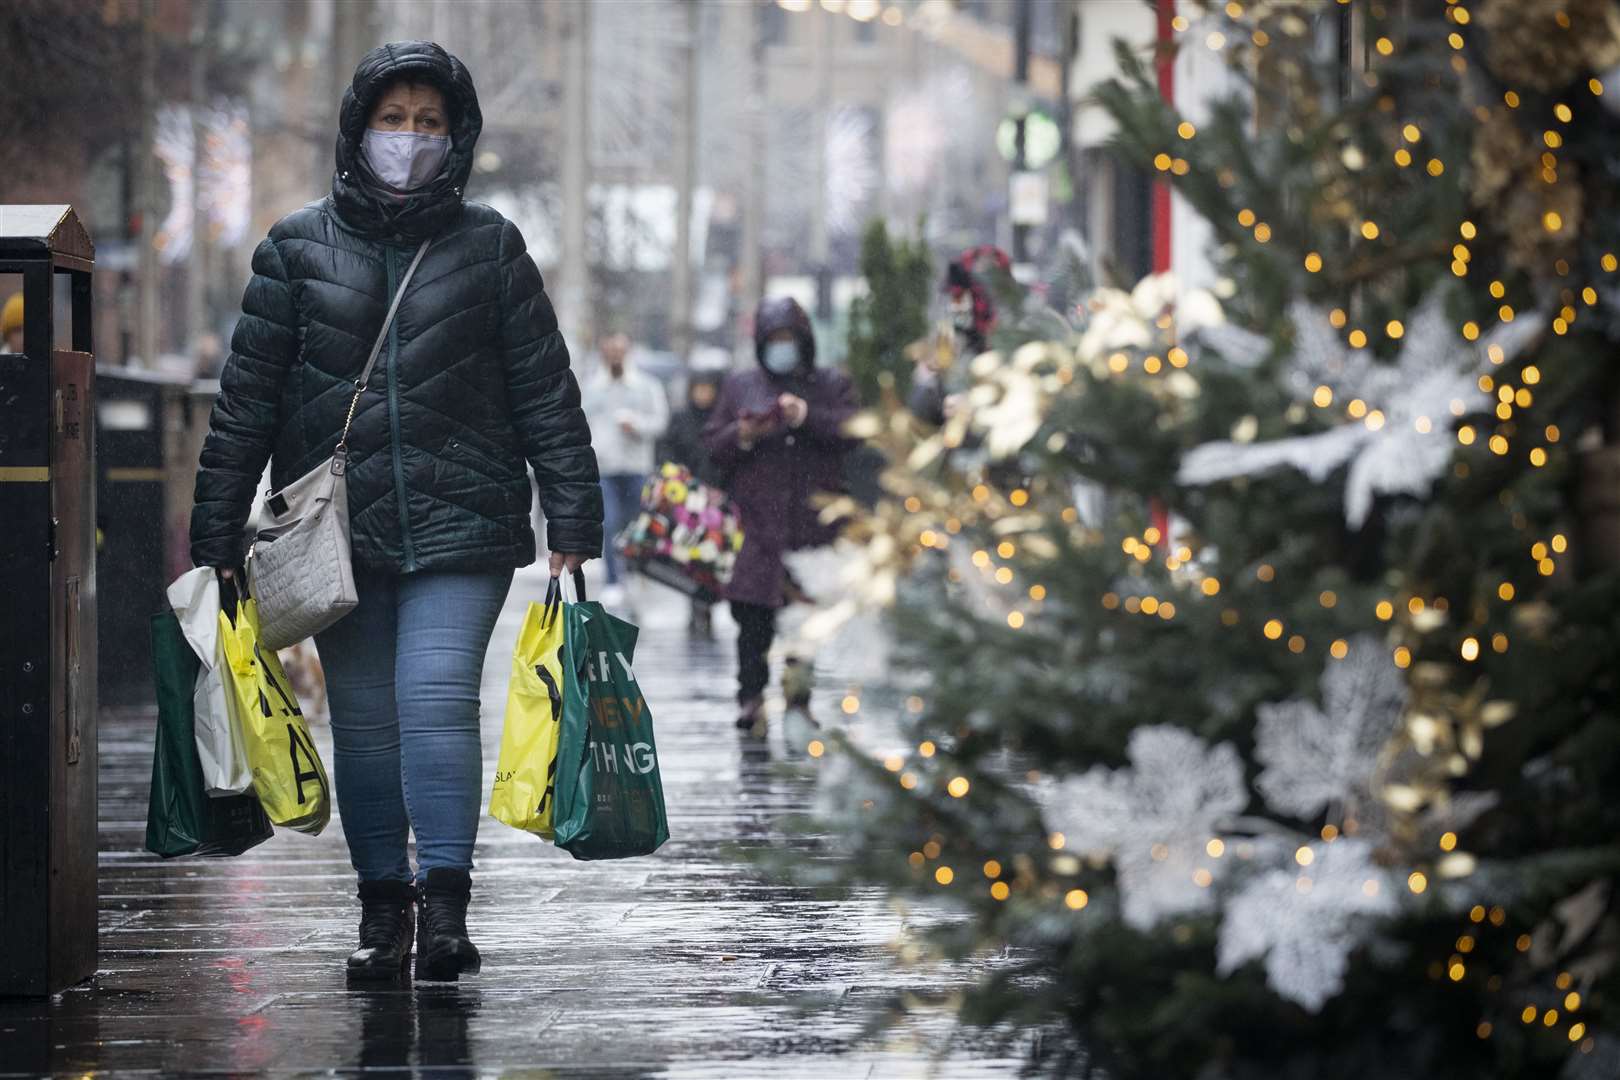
[
  {"xmin": 804, "ymin": 3, "xmax": 1620, "ymax": 1076},
  {"xmin": 844, "ymin": 217, "xmax": 934, "ymax": 406}
]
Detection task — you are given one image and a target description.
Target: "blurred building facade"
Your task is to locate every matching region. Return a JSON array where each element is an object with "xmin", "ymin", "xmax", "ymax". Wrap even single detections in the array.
[{"xmin": 4, "ymin": 0, "xmax": 1093, "ymax": 375}]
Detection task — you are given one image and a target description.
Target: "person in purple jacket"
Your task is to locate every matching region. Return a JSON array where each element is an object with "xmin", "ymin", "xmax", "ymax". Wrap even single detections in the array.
[{"xmin": 704, "ymin": 297, "xmax": 858, "ymax": 733}]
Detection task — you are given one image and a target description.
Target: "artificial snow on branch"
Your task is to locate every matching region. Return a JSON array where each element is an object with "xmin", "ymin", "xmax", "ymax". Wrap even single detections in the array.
[
  {"xmin": 1217, "ymin": 837, "xmax": 1398, "ymax": 1012},
  {"xmin": 1048, "ymin": 726, "xmax": 1247, "ymax": 930},
  {"xmin": 1254, "ymin": 635, "xmax": 1408, "ymax": 823},
  {"xmin": 1181, "ymin": 293, "xmax": 1547, "ymax": 527}
]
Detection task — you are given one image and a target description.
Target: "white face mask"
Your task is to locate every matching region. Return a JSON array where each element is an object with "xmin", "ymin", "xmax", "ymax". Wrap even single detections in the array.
[
  {"xmin": 763, "ymin": 340, "xmax": 800, "ymax": 375},
  {"xmin": 361, "ymin": 129, "xmax": 451, "ymax": 191}
]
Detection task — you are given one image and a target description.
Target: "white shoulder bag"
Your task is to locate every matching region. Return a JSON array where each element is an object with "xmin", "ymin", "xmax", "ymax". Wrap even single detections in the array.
[{"xmin": 249, "ymin": 239, "xmax": 431, "ymax": 650}]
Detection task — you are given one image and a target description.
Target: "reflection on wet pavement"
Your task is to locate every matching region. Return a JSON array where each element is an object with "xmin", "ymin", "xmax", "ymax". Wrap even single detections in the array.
[{"xmin": 0, "ymin": 567, "xmax": 1026, "ymax": 1077}]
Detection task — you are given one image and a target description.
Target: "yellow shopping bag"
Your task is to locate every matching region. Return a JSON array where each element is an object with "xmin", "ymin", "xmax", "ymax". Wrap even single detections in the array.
[
  {"xmin": 489, "ymin": 584, "xmax": 569, "ymax": 838},
  {"xmin": 218, "ymin": 583, "xmax": 330, "ymax": 835}
]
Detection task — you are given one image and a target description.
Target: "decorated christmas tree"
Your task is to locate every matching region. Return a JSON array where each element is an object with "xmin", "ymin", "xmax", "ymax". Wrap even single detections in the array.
[{"xmin": 804, "ymin": 3, "xmax": 1620, "ymax": 1076}]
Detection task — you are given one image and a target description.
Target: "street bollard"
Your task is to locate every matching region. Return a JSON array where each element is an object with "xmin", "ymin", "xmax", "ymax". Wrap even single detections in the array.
[{"xmin": 0, "ymin": 205, "xmax": 98, "ymax": 996}]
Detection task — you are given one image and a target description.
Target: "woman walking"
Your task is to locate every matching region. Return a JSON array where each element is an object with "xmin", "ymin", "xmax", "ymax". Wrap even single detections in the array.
[
  {"xmin": 189, "ymin": 42, "xmax": 602, "ymax": 982},
  {"xmin": 704, "ymin": 297, "xmax": 857, "ymax": 732}
]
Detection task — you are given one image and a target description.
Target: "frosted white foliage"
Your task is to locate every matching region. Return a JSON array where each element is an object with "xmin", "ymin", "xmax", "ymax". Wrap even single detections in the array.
[
  {"xmin": 1192, "ymin": 299, "xmax": 1374, "ymax": 402},
  {"xmin": 974, "ymin": 367, "xmax": 1045, "ymax": 459},
  {"xmin": 1178, "ymin": 287, "xmax": 1226, "ymax": 334},
  {"xmin": 1079, "ymin": 274, "xmax": 1227, "ymax": 362},
  {"xmin": 1191, "ymin": 319, "xmax": 1270, "ymax": 369},
  {"xmin": 1051, "ymin": 726, "xmax": 1246, "ymax": 930},
  {"xmin": 1217, "ymin": 838, "xmax": 1397, "ymax": 1012},
  {"xmin": 1284, "ymin": 300, "xmax": 1377, "ymax": 400},
  {"xmin": 1254, "ymin": 635, "xmax": 1408, "ymax": 820},
  {"xmin": 1076, "ymin": 273, "xmax": 1182, "ymax": 358},
  {"xmin": 1180, "ymin": 294, "xmax": 1547, "ymax": 527}
]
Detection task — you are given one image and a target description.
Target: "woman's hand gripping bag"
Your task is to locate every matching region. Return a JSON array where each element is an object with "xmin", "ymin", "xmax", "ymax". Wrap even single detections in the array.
[
  {"xmin": 489, "ymin": 581, "xmax": 570, "ymax": 838},
  {"xmin": 218, "ymin": 578, "xmax": 331, "ymax": 834}
]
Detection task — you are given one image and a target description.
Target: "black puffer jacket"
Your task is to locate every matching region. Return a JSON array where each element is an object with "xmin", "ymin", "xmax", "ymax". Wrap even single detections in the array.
[{"xmin": 190, "ymin": 41, "xmax": 602, "ymax": 574}]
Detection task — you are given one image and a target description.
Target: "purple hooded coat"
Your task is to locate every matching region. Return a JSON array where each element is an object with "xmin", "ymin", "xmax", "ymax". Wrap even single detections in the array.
[{"xmin": 704, "ymin": 298, "xmax": 858, "ymax": 609}]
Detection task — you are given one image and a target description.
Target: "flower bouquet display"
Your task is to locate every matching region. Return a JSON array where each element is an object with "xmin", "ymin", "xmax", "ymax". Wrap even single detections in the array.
[{"xmin": 615, "ymin": 462, "xmax": 743, "ymax": 602}]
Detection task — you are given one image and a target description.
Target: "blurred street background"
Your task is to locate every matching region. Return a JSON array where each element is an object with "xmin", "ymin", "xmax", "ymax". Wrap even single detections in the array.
[
  {"xmin": 3, "ymin": 0, "xmax": 1181, "ymax": 380},
  {"xmin": 1, "ymin": 0, "xmax": 1206, "ymax": 716}
]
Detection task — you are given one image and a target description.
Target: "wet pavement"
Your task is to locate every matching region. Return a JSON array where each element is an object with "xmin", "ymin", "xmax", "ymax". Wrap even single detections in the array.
[{"xmin": 0, "ymin": 565, "xmax": 1027, "ymax": 1077}]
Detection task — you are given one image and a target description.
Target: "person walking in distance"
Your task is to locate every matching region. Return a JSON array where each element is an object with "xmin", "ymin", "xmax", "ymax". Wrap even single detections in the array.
[
  {"xmin": 655, "ymin": 364, "xmax": 727, "ymax": 637},
  {"xmin": 703, "ymin": 297, "xmax": 857, "ymax": 734},
  {"xmin": 189, "ymin": 41, "xmax": 602, "ymax": 983},
  {"xmin": 582, "ymin": 330, "xmax": 669, "ymax": 610}
]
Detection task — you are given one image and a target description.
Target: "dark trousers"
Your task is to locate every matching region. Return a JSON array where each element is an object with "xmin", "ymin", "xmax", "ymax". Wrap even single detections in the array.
[
  {"xmin": 600, "ymin": 472, "xmax": 645, "ymax": 585},
  {"xmin": 731, "ymin": 601, "xmax": 777, "ymax": 704}
]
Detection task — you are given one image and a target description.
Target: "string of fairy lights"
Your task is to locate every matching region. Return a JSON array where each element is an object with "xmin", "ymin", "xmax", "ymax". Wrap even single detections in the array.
[{"xmin": 809, "ymin": 0, "xmax": 1611, "ymax": 1051}]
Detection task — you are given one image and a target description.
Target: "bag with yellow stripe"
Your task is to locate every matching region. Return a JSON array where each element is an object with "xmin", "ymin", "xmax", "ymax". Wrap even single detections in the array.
[
  {"xmin": 489, "ymin": 574, "xmax": 571, "ymax": 838},
  {"xmin": 218, "ymin": 575, "xmax": 330, "ymax": 835}
]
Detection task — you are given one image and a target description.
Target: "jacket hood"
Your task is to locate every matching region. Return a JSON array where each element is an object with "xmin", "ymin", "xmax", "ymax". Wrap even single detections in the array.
[
  {"xmin": 752, "ymin": 296, "xmax": 817, "ymax": 373},
  {"xmin": 685, "ymin": 369, "xmax": 724, "ymax": 409},
  {"xmin": 332, "ymin": 41, "xmax": 483, "ymax": 243}
]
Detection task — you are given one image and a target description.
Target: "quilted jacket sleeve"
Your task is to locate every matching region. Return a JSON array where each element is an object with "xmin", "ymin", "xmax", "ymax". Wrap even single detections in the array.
[
  {"xmin": 497, "ymin": 219, "xmax": 604, "ymax": 556},
  {"xmin": 189, "ymin": 236, "xmax": 298, "ymax": 568}
]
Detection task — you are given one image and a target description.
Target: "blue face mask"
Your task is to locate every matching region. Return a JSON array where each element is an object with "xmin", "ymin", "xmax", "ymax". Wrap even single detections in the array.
[{"xmin": 763, "ymin": 340, "xmax": 800, "ymax": 375}]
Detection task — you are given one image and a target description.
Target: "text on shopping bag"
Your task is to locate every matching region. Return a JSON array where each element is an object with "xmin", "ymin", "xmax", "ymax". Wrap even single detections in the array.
[
  {"xmin": 583, "ymin": 648, "xmax": 656, "ymax": 774},
  {"xmin": 251, "ymin": 639, "xmax": 325, "ymax": 808}
]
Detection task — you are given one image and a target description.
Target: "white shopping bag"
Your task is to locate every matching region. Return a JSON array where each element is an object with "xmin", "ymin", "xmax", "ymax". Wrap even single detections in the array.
[{"xmin": 166, "ymin": 567, "xmax": 253, "ymax": 795}]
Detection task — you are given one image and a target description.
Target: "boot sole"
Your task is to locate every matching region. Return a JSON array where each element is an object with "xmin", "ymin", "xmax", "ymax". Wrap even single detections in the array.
[{"xmin": 345, "ymin": 958, "xmax": 410, "ymax": 984}]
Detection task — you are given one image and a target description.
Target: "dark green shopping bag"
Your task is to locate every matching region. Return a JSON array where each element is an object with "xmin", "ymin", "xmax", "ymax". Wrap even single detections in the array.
[
  {"xmin": 145, "ymin": 610, "xmax": 275, "ymax": 858},
  {"xmin": 551, "ymin": 579, "xmax": 670, "ymax": 860}
]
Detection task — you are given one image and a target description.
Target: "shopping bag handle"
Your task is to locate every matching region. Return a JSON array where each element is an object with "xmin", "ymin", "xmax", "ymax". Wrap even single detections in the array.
[
  {"xmin": 546, "ymin": 569, "xmax": 588, "ymax": 602},
  {"xmin": 216, "ymin": 566, "xmax": 244, "ymax": 626},
  {"xmin": 541, "ymin": 569, "xmax": 589, "ymax": 627},
  {"xmin": 542, "ymin": 576, "xmax": 561, "ymax": 627}
]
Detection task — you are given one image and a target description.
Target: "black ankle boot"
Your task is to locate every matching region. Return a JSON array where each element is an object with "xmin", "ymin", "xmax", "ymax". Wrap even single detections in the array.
[
  {"xmin": 735, "ymin": 696, "xmax": 765, "ymax": 733},
  {"xmin": 347, "ymin": 879, "xmax": 415, "ymax": 982},
  {"xmin": 415, "ymin": 868, "xmax": 480, "ymax": 982}
]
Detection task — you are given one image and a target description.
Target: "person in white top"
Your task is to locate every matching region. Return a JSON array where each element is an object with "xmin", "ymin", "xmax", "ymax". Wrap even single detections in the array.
[{"xmin": 581, "ymin": 332, "xmax": 670, "ymax": 599}]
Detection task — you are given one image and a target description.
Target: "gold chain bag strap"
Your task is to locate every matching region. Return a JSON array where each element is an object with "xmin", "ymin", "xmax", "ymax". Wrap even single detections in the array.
[{"xmin": 249, "ymin": 239, "xmax": 431, "ymax": 650}]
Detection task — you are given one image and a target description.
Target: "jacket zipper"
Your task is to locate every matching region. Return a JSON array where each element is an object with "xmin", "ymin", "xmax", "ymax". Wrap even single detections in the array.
[{"xmin": 384, "ymin": 246, "xmax": 417, "ymax": 571}]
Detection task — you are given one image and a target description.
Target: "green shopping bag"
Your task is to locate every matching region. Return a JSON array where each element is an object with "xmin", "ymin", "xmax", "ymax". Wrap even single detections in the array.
[
  {"xmin": 145, "ymin": 609, "xmax": 275, "ymax": 858},
  {"xmin": 551, "ymin": 574, "xmax": 670, "ymax": 860}
]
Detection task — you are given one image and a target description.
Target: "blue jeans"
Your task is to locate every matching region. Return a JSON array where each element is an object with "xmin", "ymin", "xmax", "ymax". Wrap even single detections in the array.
[
  {"xmin": 314, "ymin": 568, "xmax": 513, "ymax": 883},
  {"xmin": 600, "ymin": 472, "xmax": 645, "ymax": 585}
]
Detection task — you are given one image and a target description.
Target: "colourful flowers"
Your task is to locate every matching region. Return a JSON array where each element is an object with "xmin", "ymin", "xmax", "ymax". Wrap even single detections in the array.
[{"xmin": 615, "ymin": 462, "xmax": 743, "ymax": 594}]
